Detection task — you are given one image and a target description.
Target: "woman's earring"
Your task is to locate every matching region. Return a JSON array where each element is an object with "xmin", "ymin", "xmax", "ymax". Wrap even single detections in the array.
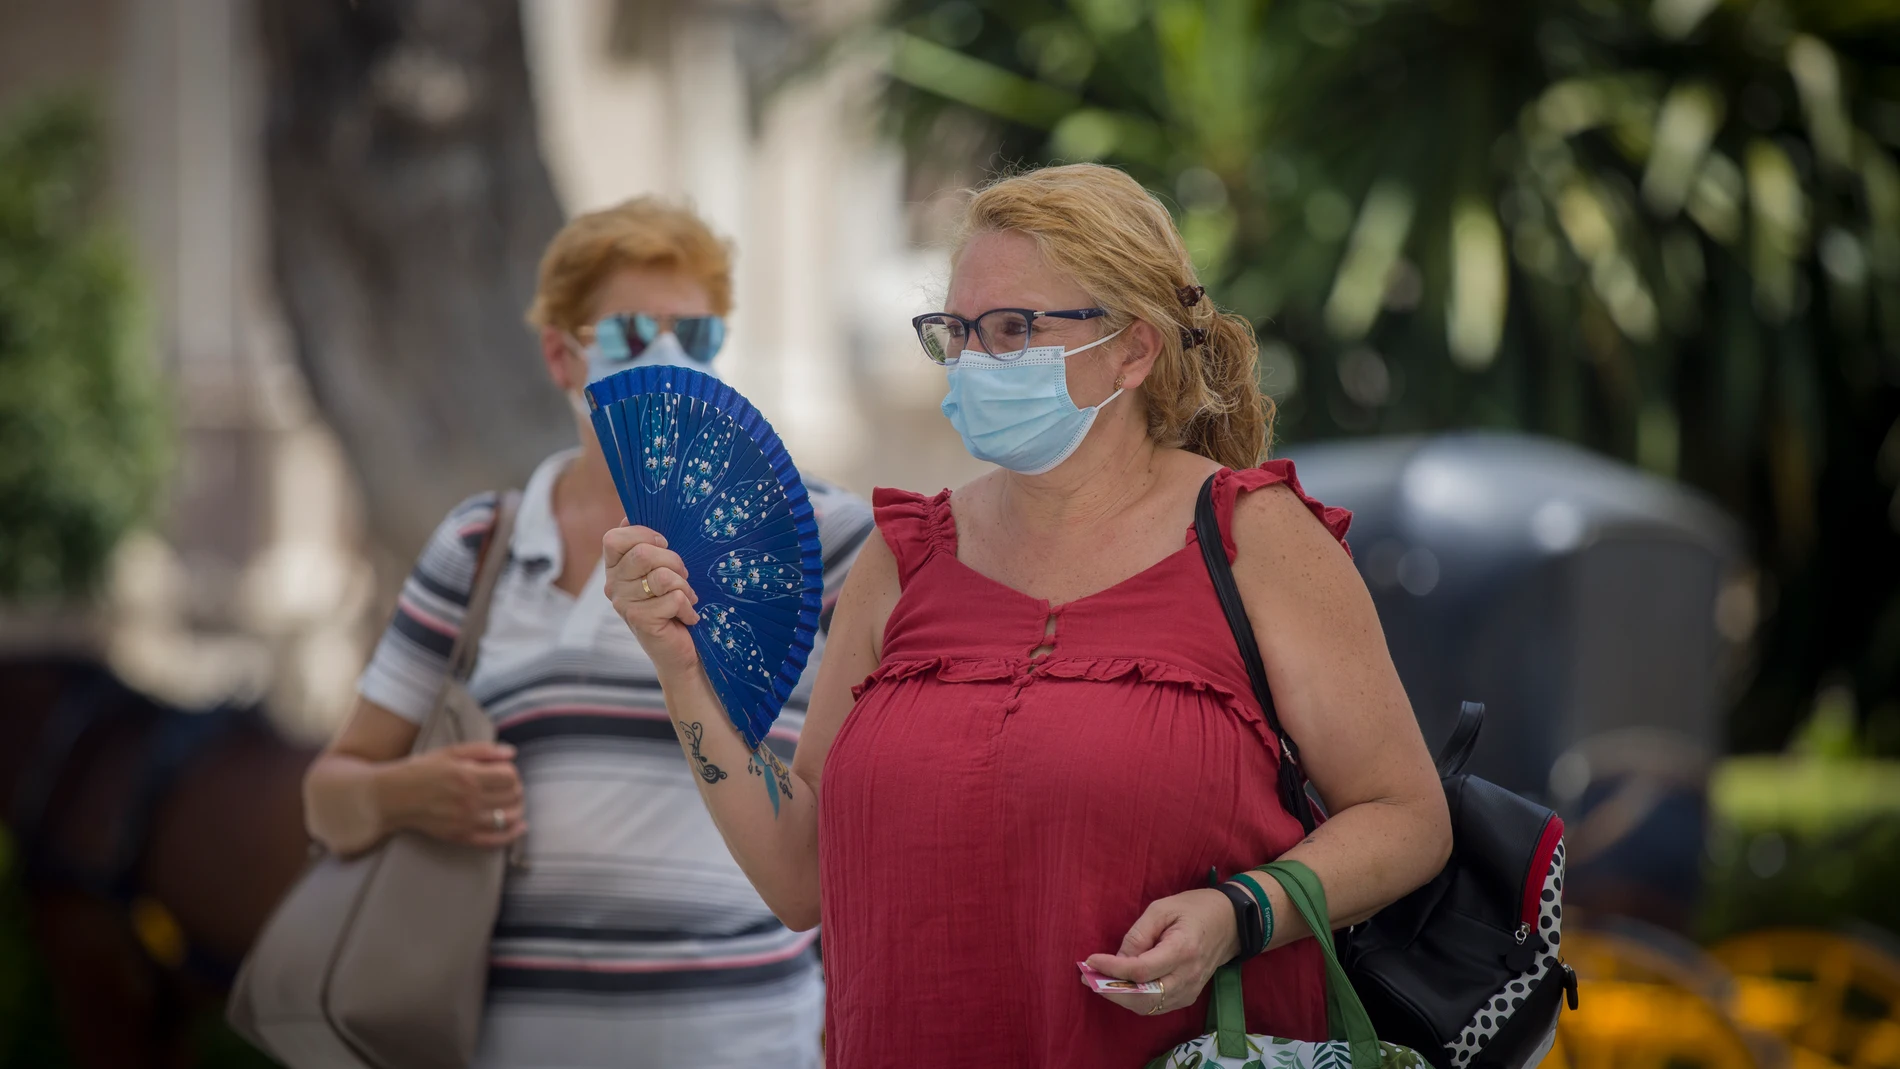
[{"xmin": 1114, "ymin": 374, "xmax": 1126, "ymax": 389}]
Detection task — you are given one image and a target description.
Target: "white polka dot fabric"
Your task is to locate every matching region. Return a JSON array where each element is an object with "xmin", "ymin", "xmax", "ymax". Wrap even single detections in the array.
[{"xmin": 1445, "ymin": 840, "xmax": 1565, "ymax": 1068}]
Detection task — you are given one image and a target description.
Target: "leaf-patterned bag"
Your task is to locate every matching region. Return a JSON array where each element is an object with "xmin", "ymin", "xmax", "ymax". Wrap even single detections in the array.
[{"xmin": 1145, "ymin": 862, "xmax": 1430, "ymax": 1069}]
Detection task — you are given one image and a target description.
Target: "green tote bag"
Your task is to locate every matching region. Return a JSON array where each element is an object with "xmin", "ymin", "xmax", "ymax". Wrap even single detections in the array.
[{"xmin": 1145, "ymin": 861, "xmax": 1431, "ymax": 1069}]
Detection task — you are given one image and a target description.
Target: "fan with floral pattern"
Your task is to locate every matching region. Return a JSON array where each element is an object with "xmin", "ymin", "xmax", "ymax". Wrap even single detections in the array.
[{"xmin": 585, "ymin": 365, "xmax": 824, "ymax": 755}]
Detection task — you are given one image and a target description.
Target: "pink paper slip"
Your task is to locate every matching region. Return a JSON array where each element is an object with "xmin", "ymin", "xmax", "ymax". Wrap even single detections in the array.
[{"xmin": 1076, "ymin": 962, "xmax": 1163, "ymax": 995}]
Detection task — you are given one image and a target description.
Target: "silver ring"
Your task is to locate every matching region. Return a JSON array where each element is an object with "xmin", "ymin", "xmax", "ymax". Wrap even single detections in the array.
[{"xmin": 491, "ymin": 808, "xmax": 507, "ymax": 830}]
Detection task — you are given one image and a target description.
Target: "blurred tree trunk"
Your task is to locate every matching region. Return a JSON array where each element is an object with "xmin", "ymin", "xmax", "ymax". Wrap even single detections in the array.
[{"xmin": 256, "ymin": 0, "xmax": 569, "ymax": 564}]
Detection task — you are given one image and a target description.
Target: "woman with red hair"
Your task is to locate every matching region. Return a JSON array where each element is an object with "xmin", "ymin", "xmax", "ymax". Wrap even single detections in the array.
[{"xmin": 304, "ymin": 197, "xmax": 869, "ymax": 1068}]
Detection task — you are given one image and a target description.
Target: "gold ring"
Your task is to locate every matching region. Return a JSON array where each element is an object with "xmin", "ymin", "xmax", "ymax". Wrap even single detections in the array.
[
  {"xmin": 642, "ymin": 576, "xmax": 654, "ymax": 599},
  {"xmin": 491, "ymin": 808, "xmax": 506, "ymax": 830},
  {"xmin": 1146, "ymin": 981, "xmax": 1167, "ymax": 1016}
]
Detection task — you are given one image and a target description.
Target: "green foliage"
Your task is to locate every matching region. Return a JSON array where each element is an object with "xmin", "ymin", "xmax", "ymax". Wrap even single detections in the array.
[
  {"xmin": 878, "ymin": 0, "xmax": 1900, "ymax": 751},
  {"xmin": 1698, "ymin": 815, "xmax": 1900, "ymax": 943},
  {"xmin": 0, "ymin": 831, "xmax": 73, "ymax": 1069},
  {"xmin": 0, "ymin": 93, "xmax": 166, "ymax": 604},
  {"xmin": 1714, "ymin": 756, "xmax": 1900, "ymax": 838}
]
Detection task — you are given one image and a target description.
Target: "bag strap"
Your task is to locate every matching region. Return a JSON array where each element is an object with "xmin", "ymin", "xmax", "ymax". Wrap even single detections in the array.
[
  {"xmin": 1194, "ymin": 473, "xmax": 1318, "ymax": 834},
  {"xmin": 1210, "ymin": 960, "xmax": 1246, "ymax": 1057},
  {"xmin": 1206, "ymin": 861, "xmax": 1383, "ymax": 1069},
  {"xmin": 415, "ymin": 491, "xmax": 522, "ymax": 753},
  {"xmin": 449, "ymin": 491, "xmax": 521, "ymax": 681},
  {"xmin": 1261, "ymin": 861, "xmax": 1384, "ymax": 1069},
  {"xmin": 1435, "ymin": 700, "xmax": 1485, "ymax": 777},
  {"xmin": 1203, "ymin": 867, "xmax": 1250, "ymax": 1058}
]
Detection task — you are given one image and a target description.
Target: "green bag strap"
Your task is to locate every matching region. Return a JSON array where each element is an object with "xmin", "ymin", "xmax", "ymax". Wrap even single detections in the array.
[
  {"xmin": 1211, "ymin": 960, "xmax": 1246, "ymax": 1058},
  {"xmin": 1204, "ymin": 866, "xmax": 1249, "ymax": 1059},
  {"xmin": 1205, "ymin": 861, "xmax": 1382, "ymax": 1069}
]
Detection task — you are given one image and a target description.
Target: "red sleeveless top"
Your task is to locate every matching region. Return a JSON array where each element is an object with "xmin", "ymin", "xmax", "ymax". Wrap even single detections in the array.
[{"xmin": 818, "ymin": 462, "xmax": 1353, "ymax": 1067}]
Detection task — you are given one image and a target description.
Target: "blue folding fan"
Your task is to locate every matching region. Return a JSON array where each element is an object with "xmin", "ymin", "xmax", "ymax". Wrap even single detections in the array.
[{"xmin": 585, "ymin": 365, "xmax": 824, "ymax": 756}]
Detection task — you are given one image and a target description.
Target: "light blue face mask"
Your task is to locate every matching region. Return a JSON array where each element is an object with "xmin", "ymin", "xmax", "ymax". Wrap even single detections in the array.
[{"xmin": 939, "ymin": 327, "xmax": 1125, "ymax": 475}]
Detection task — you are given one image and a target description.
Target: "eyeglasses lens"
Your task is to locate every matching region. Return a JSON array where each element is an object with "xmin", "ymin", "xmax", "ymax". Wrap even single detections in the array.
[
  {"xmin": 916, "ymin": 316, "xmax": 965, "ymax": 364},
  {"xmin": 975, "ymin": 310, "xmax": 1032, "ymax": 359},
  {"xmin": 673, "ymin": 316, "xmax": 726, "ymax": 362}
]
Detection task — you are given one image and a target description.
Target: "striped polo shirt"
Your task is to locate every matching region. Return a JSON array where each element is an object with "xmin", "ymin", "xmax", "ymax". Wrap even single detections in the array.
[{"xmin": 358, "ymin": 448, "xmax": 874, "ymax": 1069}]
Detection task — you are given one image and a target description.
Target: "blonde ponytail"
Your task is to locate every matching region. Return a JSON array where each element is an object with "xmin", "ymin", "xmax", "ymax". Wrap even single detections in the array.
[{"xmin": 1181, "ymin": 308, "xmax": 1272, "ymax": 468}]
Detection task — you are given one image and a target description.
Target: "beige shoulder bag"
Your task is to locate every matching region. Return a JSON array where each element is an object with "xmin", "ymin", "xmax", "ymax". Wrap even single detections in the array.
[{"xmin": 229, "ymin": 490, "xmax": 522, "ymax": 1069}]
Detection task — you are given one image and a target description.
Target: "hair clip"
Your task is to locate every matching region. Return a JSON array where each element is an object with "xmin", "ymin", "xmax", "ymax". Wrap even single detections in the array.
[
  {"xmin": 1177, "ymin": 285, "xmax": 1206, "ymax": 307},
  {"xmin": 1181, "ymin": 326, "xmax": 1209, "ymax": 347}
]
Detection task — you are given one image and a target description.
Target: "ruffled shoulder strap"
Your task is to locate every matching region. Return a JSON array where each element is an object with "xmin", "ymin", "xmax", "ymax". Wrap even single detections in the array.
[
  {"xmin": 1209, "ymin": 460, "xmax": 1354, "ymax": 562},
  {"xmin": 871, "ymin": 486, "xmax": 956, "ymax": 586}
]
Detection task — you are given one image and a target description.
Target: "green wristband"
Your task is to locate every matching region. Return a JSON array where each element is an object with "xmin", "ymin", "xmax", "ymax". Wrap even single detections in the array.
[{"xmin": 1231, "ymin": 872, "xmax": 1275, "ymax": 952}]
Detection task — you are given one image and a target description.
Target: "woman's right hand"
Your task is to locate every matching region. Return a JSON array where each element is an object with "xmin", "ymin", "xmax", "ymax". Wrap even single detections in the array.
[
  {"xmin": 385, "ymin": 742, "xmax": 526, "ymax": 848},
  {"xmin": 603, "ymin": 524, "xmax": 703, "ymax": 678}
]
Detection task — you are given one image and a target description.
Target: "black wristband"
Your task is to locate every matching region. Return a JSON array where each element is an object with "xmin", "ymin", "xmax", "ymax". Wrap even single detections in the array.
[{"xmin": 1214, "ymin": 881, "xmax": 1264, "ymax": 963}]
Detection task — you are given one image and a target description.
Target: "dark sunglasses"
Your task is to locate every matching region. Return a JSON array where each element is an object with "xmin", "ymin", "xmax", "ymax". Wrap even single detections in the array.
[
  {"xmin": 910, "ymin": 307, "xmax": 1108, "ymax": 364},
  {"xmin": 587, "ymin": 313, "xmax": 727, "ymax": 364}
]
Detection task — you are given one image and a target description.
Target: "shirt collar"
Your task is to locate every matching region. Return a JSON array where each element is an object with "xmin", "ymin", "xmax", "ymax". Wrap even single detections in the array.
[{"xmin": 510, "ymin": 447, "xmax": 580, "ymax": 578}]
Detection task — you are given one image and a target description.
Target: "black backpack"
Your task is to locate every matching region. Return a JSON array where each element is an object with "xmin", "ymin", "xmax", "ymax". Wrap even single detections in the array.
[{"xmin": 1194, "ymin": 474, "xmax": 1578, "ymax": 1069}]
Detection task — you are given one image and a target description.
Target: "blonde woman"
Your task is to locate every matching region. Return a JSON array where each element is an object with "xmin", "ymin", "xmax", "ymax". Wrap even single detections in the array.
[
  {"xmin": 303, "ymin": 198, "xmax": 871, "ymax": 1068},
  {"xmin": 603, "ymin": 164, "xmax": 1451, "ymax": 1065}
]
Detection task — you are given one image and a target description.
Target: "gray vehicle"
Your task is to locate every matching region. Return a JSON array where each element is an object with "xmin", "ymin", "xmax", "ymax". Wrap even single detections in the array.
[{"xmin": 1284, "ymin": 432, "xmax": 1750, "ymax": 928}]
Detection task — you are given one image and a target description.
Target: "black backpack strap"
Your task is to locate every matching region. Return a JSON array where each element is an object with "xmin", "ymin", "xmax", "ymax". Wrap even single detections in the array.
[
  {"xmin": 1194, "ymin": 472, "xmax": 1318, "ymax": 834},
  {"xmin": 1435, "ymin": 701, "xmax": 1485, "ymax": 778}
]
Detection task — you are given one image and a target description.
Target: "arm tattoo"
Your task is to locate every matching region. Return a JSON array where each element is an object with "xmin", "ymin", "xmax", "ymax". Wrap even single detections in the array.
[
  {"xmin": 765, "ymin": 747, "xmax": 795, "ymax": 803},
  {"xmin": 679, "ymin": 722, "xmax": 728, "ymax": 785},
  {"xmin": 747, "ymin": 745, "xmax": 796, "ymax": 817}
]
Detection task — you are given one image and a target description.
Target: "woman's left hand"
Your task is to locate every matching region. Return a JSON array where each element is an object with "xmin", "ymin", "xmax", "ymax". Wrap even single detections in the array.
[{"xmin": 1083, "ymin": 888, "xmax": 1240, "ymax": 1017}]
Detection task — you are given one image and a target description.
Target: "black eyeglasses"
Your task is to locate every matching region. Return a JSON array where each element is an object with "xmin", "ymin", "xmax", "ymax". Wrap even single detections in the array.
[{"xmin": 911, "ymin": 308, "xmax": 1109, "ymax": 364}]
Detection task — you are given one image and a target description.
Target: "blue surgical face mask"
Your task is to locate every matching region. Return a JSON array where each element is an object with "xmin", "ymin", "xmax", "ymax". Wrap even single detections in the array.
[{"xmin": 939, "ymin": 327, "xmax": 1125, "ymax": 475}]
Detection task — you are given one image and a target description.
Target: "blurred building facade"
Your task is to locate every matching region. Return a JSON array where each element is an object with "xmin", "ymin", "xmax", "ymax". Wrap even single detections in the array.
[
  {"xmin": 523, "ymin": 0, "xmax": 977, "ymax": 492},
  {"xmin": 0, "ymin": 0, "xmax": 370, "ymax": 738},
  {"xmin": 0, "ymin": 0, "xmax": 979, "ymax": 736}
]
